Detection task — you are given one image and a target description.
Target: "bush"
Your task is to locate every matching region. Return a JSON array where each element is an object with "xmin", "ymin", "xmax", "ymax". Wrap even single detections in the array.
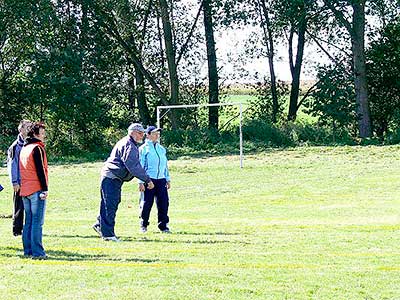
[
  {"xmin": 282, "ymin": 121, "xmax": 355, "ymax": 146},
  {"xmin": 162, "ymin": 128, "xmax": 235, "ymax": 150},
  {"xmin": 242, "ymin": 119, "xmax": 293, "ymax": 147}
]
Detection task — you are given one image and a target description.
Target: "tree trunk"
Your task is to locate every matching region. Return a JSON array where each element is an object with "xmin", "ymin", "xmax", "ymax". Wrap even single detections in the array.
[
  {"xmin": 158, "ymin": 0, "xmax": 180, "ymax": 128},
  {"xmin": 352, "ymin": 1, "xmax": 371, "ymax": 138},
  {"xmin": 133, "ymin": 65, "xmax": 151, "ymax": 125},
  {"xmin": 287, "ymin": 17, "xmax": 307, "ymax": 121},
  {"xmin": 203, "ymin": 0, "xmax": 219, "ymax": 129},
  {"xmin": 323, "ymin": 0, "xmax": 372, "ymax": 137},
  {"xmin": 259, "ymin": 0, "xmax": 278, "ymax": 123}
]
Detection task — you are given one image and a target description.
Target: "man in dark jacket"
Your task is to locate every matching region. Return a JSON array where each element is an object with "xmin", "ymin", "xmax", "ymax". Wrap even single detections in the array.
[
  {"xmin": 7, "ymin": 120, "xmax": 31, "ymax": 236},
  {"xmin": 93, "ymin": 123, "xmax": 154, "ymax": 242}
]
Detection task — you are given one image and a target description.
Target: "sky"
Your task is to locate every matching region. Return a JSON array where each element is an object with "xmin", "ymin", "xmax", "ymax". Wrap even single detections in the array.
[{"xmin": 215, "ymin": 27, "xmax": 331, "ymax": 83}]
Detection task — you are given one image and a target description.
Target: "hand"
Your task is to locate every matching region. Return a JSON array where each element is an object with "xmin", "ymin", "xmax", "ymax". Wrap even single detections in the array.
[
  {"xmin": 13, "ymin": 184, "xmax": 20, "ymax": 193},
  {"xmin": 147, "ymin": 181, "xmax": 154, "ymax": 190},
  {"xmin": 39, "ymin": 191, "xmax": 48, "ymax": 200},
  {"xmin": 139, "ymin": 183, "xmax": 145, "ymax": 192},
  {"xmin": 166, "ymin": 181, "xmax": 171, "ymax": 190}
]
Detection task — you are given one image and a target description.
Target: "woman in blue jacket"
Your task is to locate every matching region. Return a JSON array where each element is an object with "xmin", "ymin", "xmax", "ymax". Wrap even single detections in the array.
[{"xmin": 138, "ymin": 126, "xmax": 171, "ymax": 233}]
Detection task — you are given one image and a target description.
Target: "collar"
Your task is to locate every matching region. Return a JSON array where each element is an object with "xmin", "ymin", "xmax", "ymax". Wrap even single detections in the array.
[
  {"xmin": 25, "ymin": 137, "xmax": 44, "ymax": 147},
  {"xmin": 145, "ymin": 139, "xmax": 158, "ymax": 146},
  {"xmin": 128, "ymin": 135, "xmax": 138, "ymax": 146},
  {"xmin": 17, "ymin": 134, "xmax": 25, "ymax": 146}
]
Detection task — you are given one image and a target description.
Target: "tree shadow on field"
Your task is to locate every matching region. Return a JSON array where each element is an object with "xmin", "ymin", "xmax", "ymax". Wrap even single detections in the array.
[{"xmin": 0, "ymin": 246, "xmax": 163, "ymax": 263}]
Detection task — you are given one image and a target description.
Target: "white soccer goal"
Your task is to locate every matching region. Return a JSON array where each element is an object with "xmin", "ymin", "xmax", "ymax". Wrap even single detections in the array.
[{"xmin": 157, "ymin": 102, "xmax": 244, "ymax": 168}]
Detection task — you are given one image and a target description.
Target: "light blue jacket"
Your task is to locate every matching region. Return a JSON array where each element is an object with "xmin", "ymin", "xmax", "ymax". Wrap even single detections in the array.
[{"xmin": 138, "ymin": 139, "xmax": 170, "ymax": 183}]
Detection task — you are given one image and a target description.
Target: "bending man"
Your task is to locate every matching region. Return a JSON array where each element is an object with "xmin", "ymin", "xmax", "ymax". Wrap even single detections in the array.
[{"xmin": 93, "ymin": 123, "xmax": 154, "ymax": 242}]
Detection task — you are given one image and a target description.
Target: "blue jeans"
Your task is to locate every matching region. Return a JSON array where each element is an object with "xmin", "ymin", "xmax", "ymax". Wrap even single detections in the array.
[
  {"xmin": 98, "ymin": 177, "xmax": 123, "ymax": 238},
  {"xmin": 22, "ymin": 192, "xmax": 46, "ymax": 257}
]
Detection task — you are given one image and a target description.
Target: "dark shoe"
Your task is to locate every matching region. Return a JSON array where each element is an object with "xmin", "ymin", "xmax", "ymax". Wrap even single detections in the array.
[
  {"xmin": 13, "ymin": 232, "xmax": 22, "ymax": 237},
  {"xmin": 32, "ymin": 255, "xmax": 48, "ymax": 260},
  {"xmin": 140, "ymin": 226, "xmax": 147, "ymax": 233},
  {"xmin": 92, "ymin": 223, "xmax": 102, "ymax": 237},
  {"xmin": 161, "ymin": 228, "xmax": 171, "ymax": 234}
]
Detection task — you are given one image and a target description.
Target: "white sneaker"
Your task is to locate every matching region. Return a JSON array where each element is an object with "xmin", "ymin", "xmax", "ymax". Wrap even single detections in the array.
[
  {"xmin": 103, "ymin": 236, "xmax": 121, "ymax": 242},
  {"xmin": 92, "ymin": 223, "xmax": 102, "ymax": 237},
  {"xmin": 140, "ymin": 226, "xmax": 147, "ymax": 233}
]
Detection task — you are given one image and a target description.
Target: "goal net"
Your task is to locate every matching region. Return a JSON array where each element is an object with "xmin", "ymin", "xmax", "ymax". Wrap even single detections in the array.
[{"xmin": 156, "ymin": 102, "xmax": 244, "ymax": 168}]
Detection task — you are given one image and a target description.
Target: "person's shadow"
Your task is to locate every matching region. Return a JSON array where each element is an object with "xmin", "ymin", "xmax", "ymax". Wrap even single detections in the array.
[{"xmin": 0, "ymin": 246, "xmax": 164, "ymax": 263}]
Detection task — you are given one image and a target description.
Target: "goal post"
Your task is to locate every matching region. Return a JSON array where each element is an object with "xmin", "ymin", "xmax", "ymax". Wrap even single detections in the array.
[{"xmin": 156, "ymin": 102, "xmax": 244, "ymax": 168}]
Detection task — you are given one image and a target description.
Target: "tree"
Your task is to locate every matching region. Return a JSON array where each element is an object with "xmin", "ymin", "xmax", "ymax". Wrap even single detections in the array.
[
  {"xmin": 203, "ymin": 0, "xmax": 219, "ymax": 129},
  {"xmin": 307, "ymin": 63, "xmax": 357, "ymax": 140},
  {"xmin": 254, "ymin": 0, "xmax": 279, "ymax": 123},
  {"xmin": 283, "ymin": 0, "xmax": 309, "ymax": 121},
  {"xmin": 0, "ymin": 0, "xmax": 38, "ymax": 145},
  {"xmin": 251, "ymin": 0, "xmax": 318, "ymax": 121},
  {"xmin": 367, "ymin": 18, "xmax": 400, "ymax": 139},
  {"xmin": 158, "ymin": 0, "xmax": 179, "ymax": 108},
  {"xmin": 323, "ymin": 0, "xmax": 372, "ymax": 137}
]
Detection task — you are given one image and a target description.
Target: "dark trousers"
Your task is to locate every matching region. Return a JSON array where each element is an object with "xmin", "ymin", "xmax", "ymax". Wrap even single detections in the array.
[
  {"xmin": 140, "ymin": 178, "xmax": 169, "ymax": 230},
  {"xmin": 13, "ymin": 191, "xmax": 24, "ymax": 236},
  {"xmin": 98, "ymin": 177, "xmax": 123, "ymax": 238}
]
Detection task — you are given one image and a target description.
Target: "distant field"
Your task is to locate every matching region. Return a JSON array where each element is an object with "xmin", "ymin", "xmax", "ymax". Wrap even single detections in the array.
[
  {"xmin": 224, "ymin": 94, "xmax": 317, "ymax": 124},
  {"xmin": 1, "ymin": 146, "xmax": 400, "ymax": 299},
  {"xmin": 223, "ymin": 94, "xmax": 256, "ymax": 104}
]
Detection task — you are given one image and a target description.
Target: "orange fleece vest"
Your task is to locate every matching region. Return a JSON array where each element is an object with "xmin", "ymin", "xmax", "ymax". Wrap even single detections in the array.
[{"xmin": 19, "ymin": 142, "xmax": 48, "ymax": 197}]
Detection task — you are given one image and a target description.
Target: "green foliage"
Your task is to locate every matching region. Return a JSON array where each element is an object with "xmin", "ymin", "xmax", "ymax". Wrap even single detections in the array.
[
  {"xmin": 158, "ymin": 117, "xmax": 357, "ymax": 159},
  {"xmin": 283, "ymin": 120, "xmax": 354, "ymax": 146},
  {"xmin": 306, "ymin": 64, "xmax": 357, "ymax": 138},
  {"xmin": 2, "ymin": 0, "xmax": 400, "ymax": 160},
  {"xmin": 0, "ymin": 0, "xmax": 39, "ymax": 145},
  {"xmin": 161, "ymin": 127, "xmax": 236, "ymax": 155},
  {"xmin": 367, "ymin": 18, "xmax": 400, "ymax": 138},
  {"xmin": 242, "ymin": 119, "xmax": 293, "ymax": 147},
  {"xmin": 246, "ymin": 79, "xmax": 288, "ymax": 123}
]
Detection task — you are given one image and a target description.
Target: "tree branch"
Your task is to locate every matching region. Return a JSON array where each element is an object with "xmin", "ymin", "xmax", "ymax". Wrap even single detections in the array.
[
  {"xmin": 176, "ymin": 0, "xmax": 204, "ymax": 66},
  {"xmin": 92, "ymin": 4, "xmax": 170, "ymax": 106},
  {"xmin": 297, "ymin": 80, "xmax": 319, "ymax": 111},
  {"xmin": 322, "ymin": 0, "xmax": 353, "ymax": 35}
]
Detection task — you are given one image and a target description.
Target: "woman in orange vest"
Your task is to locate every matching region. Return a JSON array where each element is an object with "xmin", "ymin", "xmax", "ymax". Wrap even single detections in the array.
[{"xmin": 19, "ymin": 122, "xmax": 48, "ymax": 260}]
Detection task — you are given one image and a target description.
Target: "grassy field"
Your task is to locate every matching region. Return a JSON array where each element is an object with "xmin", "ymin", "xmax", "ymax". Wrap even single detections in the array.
[{"xmin": 1, "ymin": 145, "xmax": 400, "ymax": 299}]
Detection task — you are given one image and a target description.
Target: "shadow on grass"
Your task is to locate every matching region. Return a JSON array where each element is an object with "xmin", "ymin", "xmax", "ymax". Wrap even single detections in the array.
[
  {"xmin": 45, "ymin": 249, "xmax": 161, "ymax": 263},
  {"xmin": 45, "ymin": 234, "xmax": 239, "ymax": 245},
  {"xmin": 176, "ymin": 231, "xmax": 241, "ymax": 236},
  {"xmin": 45, "ymin": 232, "xmax": 249, "ymax": 245},
  {"xmin": 0, "ymin": 246, "xmax": 162, "ymax": 263},
  {"xmin": 126, "ymin": 236, "xmax": 250, "ymax": 245},
  {"xmin": 43, "ymin": 234, "xmax": 100, "ymax": 239}
]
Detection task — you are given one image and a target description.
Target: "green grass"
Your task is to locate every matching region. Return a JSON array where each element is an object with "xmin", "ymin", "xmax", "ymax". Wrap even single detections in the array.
[
  {"xmin": 223, "ymin": 94, "xmax": 256, "ymax": 104},
  {"xmin": 1, "ymin": 146, "xmax": 400, "ymax": 299},
  {"xmin": 224, "ymin": 94, "xmax": 318, "ymax": 124}
]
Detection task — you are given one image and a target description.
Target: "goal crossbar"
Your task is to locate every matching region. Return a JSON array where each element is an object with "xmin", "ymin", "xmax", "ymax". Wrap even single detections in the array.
[{"xmin": 156, "ymin": 102, "xmax": 244, "ymax": 168}]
